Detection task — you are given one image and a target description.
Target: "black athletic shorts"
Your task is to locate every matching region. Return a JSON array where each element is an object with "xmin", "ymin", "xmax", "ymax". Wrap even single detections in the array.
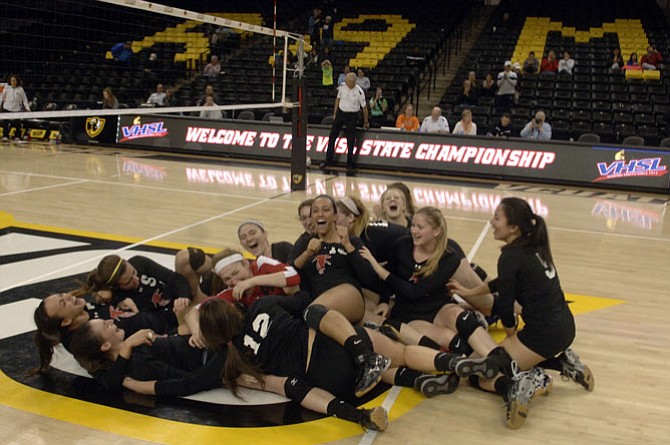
[
  {"xmin": 517, "ymin": 311, "xmax": 575, "ymax": 358},
  {"xmin": 305, "ymin": 325, "xmax": 372, "ymax": 403}
]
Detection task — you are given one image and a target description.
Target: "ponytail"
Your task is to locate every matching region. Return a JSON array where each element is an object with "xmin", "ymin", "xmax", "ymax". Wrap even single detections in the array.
[
  {"xmin": 31, "ymin": 301, "xmax": 66, "ymax": 375},
  {"xmin": 500, "ymin": 197, "xmax": 553, "ymax": 266},
  {"xmin": 68, "ymin": 322, "xmax": 113, "ymax": 374}
]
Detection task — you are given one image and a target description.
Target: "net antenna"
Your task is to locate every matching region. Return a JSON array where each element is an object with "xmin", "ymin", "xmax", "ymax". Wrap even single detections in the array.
[{"xmin": 1, "ymin": 0, "xmax": 305, "ymax": 121}]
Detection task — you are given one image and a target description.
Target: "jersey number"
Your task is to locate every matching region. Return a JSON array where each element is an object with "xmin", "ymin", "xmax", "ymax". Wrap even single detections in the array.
[{"xmin": 243, "ymin": 313, "xmax": 271, "ymax": 355}]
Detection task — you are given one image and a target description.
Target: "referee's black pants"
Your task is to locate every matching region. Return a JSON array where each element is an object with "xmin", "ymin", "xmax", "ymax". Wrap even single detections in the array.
[{"xmin": 325, "ymin": 109, "xmax": 359, "ymax": 169}]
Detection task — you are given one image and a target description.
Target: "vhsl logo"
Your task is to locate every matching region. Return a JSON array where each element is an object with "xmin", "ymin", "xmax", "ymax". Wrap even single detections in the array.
[
  {"xmin": 594, "ymin": 157, "xmax": 668, "ymax": 182},
  {"xmin": 119, "ymin": 117, "xmax": 168, "ymax": 142}
]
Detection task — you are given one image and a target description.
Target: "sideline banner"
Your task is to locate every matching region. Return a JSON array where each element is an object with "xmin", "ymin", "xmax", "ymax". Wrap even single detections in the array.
[{"xmin": 113, "ymin": 114, "xmax": 670, "ymax": 193}]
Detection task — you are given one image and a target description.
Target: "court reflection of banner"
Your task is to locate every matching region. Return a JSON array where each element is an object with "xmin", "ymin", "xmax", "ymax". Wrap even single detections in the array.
[
  {"xmin": 184, "ymin": 166, "xmax": 549, "ymax": 215},
  {"xmin": 591, "ymin": 200, "xmax": 665, "ymax": 232},
  {"xmin": 120, "ymin": 157, "xmax": 167, "ymax": 181}
]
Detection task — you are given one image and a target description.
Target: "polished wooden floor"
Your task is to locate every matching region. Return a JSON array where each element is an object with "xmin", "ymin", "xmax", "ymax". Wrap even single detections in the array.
[{"xmin": 1, "ymin": 141, "xmax": 670, "ymax": 445}]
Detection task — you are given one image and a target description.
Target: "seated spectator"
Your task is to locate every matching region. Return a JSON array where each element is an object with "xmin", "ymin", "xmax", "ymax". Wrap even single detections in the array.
[
  {"xmin": 337, "ymin": 66, "xmax": 351, "ymax": 86},
  {"xmin": 480, "ymin": 73, "xmax": 497, "ymax": 97},
  {"xmin": 356, "ymin": 68, "xmax": 370, "ymax": 92},
  {"xmin": 522, "ymin": 51, "xmax": 540, "ymax": 74},
  {"xmin": 203, "ymin": 55, "xmax": 222, "ymax": 77},
  {"xmin": 369, "ymin": 87, "xmax": 388, "ymax": 128},
  {"xmin": 198, "ymin": 85, "xmax": 220, "ymax": 106},
  {"xmin": 110, "ymin": 41, "xmax": 133, "ymax": 66},
  {"xmin": 496, "ymin": 61, "xmax": 517, "ymax": 111},
  {"xmin": 199, "ymin": 95, "xmax": 222, "ymax": 119},
  {"xmin": 419, "ymin": 106, "xmax": 450, "ymax": 133},
  {"xmin": 406, "ymin": 46, "xmax": 426, "ymax": 69},
  {"xmin": 457, "ymin": 80, "xmax": 479, "ymax": 106},
  {"xmin": 608, "ymin": 48, "xmax": 624, "ymax": 71},
  {"xmin": 146, "ymin": 83, "xmax": 166, "ymax": 106},
  {"xmin": 163, "ymin": 88, "xmax": 175, "ymax": 107},
  {"xmin": 452, "ymin": 109, "xmax": 477, "ymax": 135},
  {"xmin": 625, "ymin": 52, "xmax": 641, "ymax": 70},
  {"xmin": 321, "ymin": 59, "xmax": 334, "ymax": 86},
  {"xmin": 467, "ymin": 71, "xmax": 478, "ymax": 90},
  {"xmin": 306, "ymin": 49, "xmax": 320, "ymax": 68},
  {"xmin": 520, "ymin": 111, "xmax": 551, "ymax": 140},
  {"xmin": 102, "ymin": 87, "xmax": 119, "ymax": 109},
  {"xmin": 641, "ymin": 47, "xmax": 662, "ymax": 70},
  {"xmin": 395, "ymin": 104, "xmax": 420, "ymax": 131},
  {"xmin": 540, "ymin": 50, "xmax": 558, "ymax": 74},
  {"xmin": 558, "ymin": 51, "xmax": 575, "ymax": 75},
  {"xmin": 486, "ymin": 111, "xmax": 513, "ymax": 137}
]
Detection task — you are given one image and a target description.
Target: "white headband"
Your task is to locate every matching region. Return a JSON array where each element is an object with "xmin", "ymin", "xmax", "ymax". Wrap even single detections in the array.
[
  {"xmin": 213, "ymin": 254, "xmax": 244, "ymax": 274},
  {"xmin": 340, "ymin": 196, "xmax": 360, "ymax": 216}
]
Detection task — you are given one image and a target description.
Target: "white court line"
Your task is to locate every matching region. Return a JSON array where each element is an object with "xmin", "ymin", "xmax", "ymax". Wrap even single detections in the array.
[
  {"xmin": 0, "ymin": 195, "xmax": 283, "ymax": 293},
  {"xmin": 358, "ymin": 386, "xmax": 402, "ymax": 445},
  {"xmin": 0, "ymin": 179, "xmax": 88, "ymax": 197},
  {"xmin": 467, "ymin": 220, "xmax": 491, "ymax": 262}
]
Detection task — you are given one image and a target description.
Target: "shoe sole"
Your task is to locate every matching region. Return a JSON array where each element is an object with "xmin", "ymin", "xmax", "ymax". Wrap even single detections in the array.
[
  {"xmin": 532, "ymin": 377, "xmax": 553, "ymax": 399},
  {"xmin": 420, "ymin": 373, "xmax": 460, "ymax": 398},
  {"xmin": 577, "ymin": 364, "xmax": 595, "ymax": 391},
  {"xmin": 506, "ymin": 400, "xmax": 528, "ymax": 430},
  {"xmin": 354, "ymin": 357, "xmax": 391, "ymax": 398},
  {"xmin": 367, "ymin": 406, "xmax": 388, "ymax": 431},
  {"xmin": 455, "ymin": 357, "xmax": 498, "ymax": 379}
]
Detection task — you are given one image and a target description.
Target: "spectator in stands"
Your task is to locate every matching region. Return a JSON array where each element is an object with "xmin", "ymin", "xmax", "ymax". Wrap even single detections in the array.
[
  {"xmin": 608, "ymin": 48, "xmax": 624, "ymax": 71},
  {"xmin": 457, "ymin": 80, "xmax": 479, "ymax": 106},
  {"xmin": 321, "ymin": 59, "xmax": 334, "ymax": 86},
  {"xmin": 321, "ymin": 46, "xmax": 333, "ymax": 66},
  {"xmin": 487, "ymin": 111, "xmax": 513, "ymax": 137},
  {"xmin": 395, "ymin": 104, "xmax": 420, "ymax": 131},
  {"xmin": 308, "ymin": 9, "xmax": 322, "ymax": 48},
  {"xmin": 203, "ymin": 55, "xmax": 222, "ymax": 77},
  {"xmin": 480, "ymin": 73, "xmax": 497, "ymax": 97},
  {"xmin": 452, "ymin": 108, "xmax": 477, "ymax": 135},
  {"xmin": 467, "ymin": 71, "xmax": 478, "ymax": 89},
  {"xmin": 558, "ymin": 51, "xmax": 575, "ymax": 75},
  {"xmin": 101, "ymin": 87, "xmax": 119, "ymax": 109},
  {"xmin": 198, "ymin": 85, "xmax": 220, "ymax": 106},
  {"xmin": 163, "ymin": 88, "xmax": 175, "ymax": 107},
  {"xmin": 522, "ymin": 51, "xmax": 539, "ymax": 75},
  {"xmin": 496, "ymin": 61, "xmax": 517, "ymax": 111},
  {"xmin": 406, "ymin": 46, "xmax": 426, "ymax": 69},
  {"xmin": 306, "ymin": 49, "xmax": 320, "ymax": 68},
  {"xmin": 111, "ymin": 41, "xmax": 133, "ymax": 66},
  {"xmin": 540, "ymin": 50, "xmax": 559, "ymax": 74},
  {"xmin": 142, "ymin": 52, "xmax": 160, "ymax": 89},
  {"xmin": 322, "ymin": 15, "xmax": 334, "ymax": 49},
  {"xmin": 199, "ymin": 95, "xmax": 222, "ymax": 119},
  {"xmin": 0, "ymin": 74, "xmax": 31, "ymax": 142},
  {"xmin": 356, "ymin": 68, "xmax": 370, "ymax": 93},
  {"xmin": 626, "ymin": 52, "xmax": 640, "ymax": 69},
  {"xmin": 520, "ymin": 111, "xmax": 551, "ymax": 140},
  {"xmin": 420, "ymin": 106, "xmax": 450, "ymax": 133},
  {"xmin": 641, "ymin": 47, "xmax": 662, "ymax": 70},
  {"xmin": 369, "ymin": 87, "xmax": 388, "ymax": 128},
  {"xmin": 337, "ymin": 66, "xmax": 351, "ymax": 86},
  {"xmin": 146, "ymin": 84, "xmax": 166, "ymax": 107}
]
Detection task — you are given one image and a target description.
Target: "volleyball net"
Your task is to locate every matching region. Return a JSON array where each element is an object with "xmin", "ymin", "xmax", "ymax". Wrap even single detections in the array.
[{"xmin": 0, "ymin": 0, "xmax": 305, "ymax": 123}]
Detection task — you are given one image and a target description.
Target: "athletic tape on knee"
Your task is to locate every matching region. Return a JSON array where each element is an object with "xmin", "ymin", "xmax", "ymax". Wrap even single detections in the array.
[
  {"xmin": 284, "ymin": 377, "xmax": 312, "ymax": 403},
  {"xmin": 303, "ymin": 304, "xmax": 328, "ymax": 330},
  {"xmin": 455, "ymin": 310, "xmax": 485, "ymax": 340},
  {"xmin": 187, "ymin": 247, "xmax": 206, "ymax": 271}
]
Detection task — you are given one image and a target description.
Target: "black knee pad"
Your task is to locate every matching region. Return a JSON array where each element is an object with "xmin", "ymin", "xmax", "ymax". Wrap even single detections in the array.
[
  {"xmin": 455, "ymin": 310, "xmax": 485, "ymax": 340},
  {"xmin": 303, "ymin": 304, "xmax": 328, "ymax": 330},
  {"xmin": 284, "ymin": 377, "xmax": 312, "ymax": 403},
  {"xmin": 449, "ymin": 334, "xmax": 474, "ymax": 355},
  {"xmin": 187, "ymin": 247, "xmax": 206, "ymax": 271},
  {"xmin": 470, "ymin": 262, "xmax": 488, "ymax": 281}
]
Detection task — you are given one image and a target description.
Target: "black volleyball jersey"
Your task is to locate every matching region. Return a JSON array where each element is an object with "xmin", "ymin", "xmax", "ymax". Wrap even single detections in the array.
[
  {"xmin": 491, "ymin": 244, "xmax": 571, "ymax": 329},
  {"xmin": 385, "ymin": 236, "xmax": 463, "ymax": 312},
  {"xmin": 112, "ymin": 256, "xmax": 192, "ymax": 312},
  {"xmin": 359, "ymin": 220, "xmax": 409, "ymax": 265},
  {"xmin": 297, "ymin": 237, "xmax": 379, "ymax": 296},
  {"xmin": 234, "ymin": 296, "xmax": 309, "ymax": 378}
]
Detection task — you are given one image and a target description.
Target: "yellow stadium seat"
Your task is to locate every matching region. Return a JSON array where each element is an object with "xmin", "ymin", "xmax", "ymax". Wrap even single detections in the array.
[
  {"xmin": 643, "ymin": 70, "xmax": 661, "ymax": 80},
  {"xmin": 625, "ymin": 69, "xmax": 644, "ymax": 79}
]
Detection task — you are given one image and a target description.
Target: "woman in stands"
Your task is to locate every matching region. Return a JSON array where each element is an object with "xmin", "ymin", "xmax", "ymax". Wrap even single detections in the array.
[
  {"xmin": 237, "ymin": 219, "xmax": 293, "ymax": 263},
  {"xmin": 102, "ymin": 87, "xmax": 119, "ymax": 109},
  {"xmin": 449, "ymin": 197, "xmax": 593, "ymax": 429},
  {"xmin": 625, "ymin": 52, "xmax": 640, "ymax": 69}
]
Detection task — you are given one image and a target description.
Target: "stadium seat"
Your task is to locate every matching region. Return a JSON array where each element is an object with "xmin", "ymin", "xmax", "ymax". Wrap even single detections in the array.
[
  {"xmin": 237, "ymin": 110, "xmax": 256, "ymax": 121},
  {"xmin": 578, "ymin": 133, "xmax": 601, "ymax": 143},
  {"xmin": 659, "ymin": 137, "xmax": 670, "ymax": 147},
  {"xmin": 622, "ymin": 135, "xmax": 645, "ymax": 146}
]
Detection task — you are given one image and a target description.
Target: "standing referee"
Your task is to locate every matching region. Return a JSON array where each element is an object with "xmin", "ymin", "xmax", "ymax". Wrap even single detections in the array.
[{"xmin": 321, "ymin": 72, "xmax": 369, "ymax": 175}]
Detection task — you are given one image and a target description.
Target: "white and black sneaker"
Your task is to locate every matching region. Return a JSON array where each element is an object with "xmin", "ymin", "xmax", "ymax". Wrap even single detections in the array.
[
  {"xmin": 505, "ymin": 366, "xmax": 551, "ymax": 429},
  {"xmin": 354, "ymin": 353, "xmax": 391, "ymax": 398},
  {"xmin": 414, "ymin": 373, "xmax": 460, "ymax": 398},
  {"xmin": 359, "ymin": 406, "xmax": 388, "ymax": 431},
  {"xmin": 559, "ymin": 347, "xmax": 594, "ymax": 391}
]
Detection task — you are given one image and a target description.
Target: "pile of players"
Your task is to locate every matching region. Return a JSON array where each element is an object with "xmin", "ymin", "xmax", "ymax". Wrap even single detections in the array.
[{"xmin": 32, "ymin": 181, "xmax": 594, "ymax": 432}]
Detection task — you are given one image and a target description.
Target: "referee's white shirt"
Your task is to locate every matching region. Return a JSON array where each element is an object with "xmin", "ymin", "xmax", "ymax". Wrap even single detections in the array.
[
  {"xmin": 337, "ymin": 83, "xmax": 366, "ymax": 112},
  {"xmin": 0, "ymin": 85, "xmax": 30, "ymax": 112}
]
